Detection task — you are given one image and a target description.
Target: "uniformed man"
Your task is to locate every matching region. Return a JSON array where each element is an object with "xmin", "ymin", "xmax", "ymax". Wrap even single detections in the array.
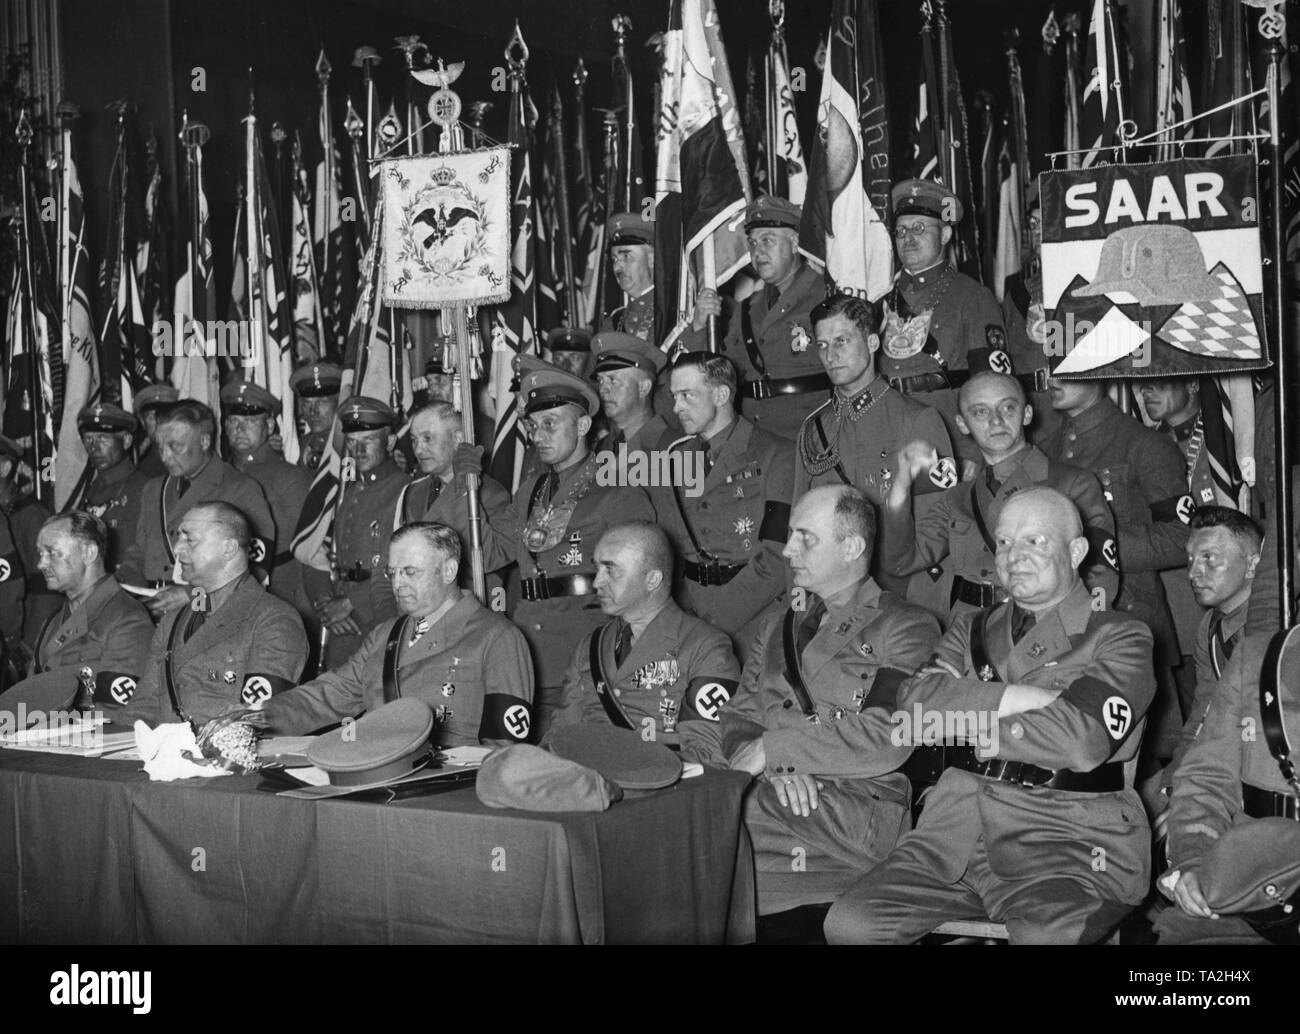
[
  {"xmin": 825, "ymin": 488, "xmax": 1155, "ymax": 944},
  {"xmin": 882, "ymin": 179, "xmax": 1008, "ymax": 463},
  {"xmin": 1000, "ymin": 190, "xmax": 1060, "ymax": 440},
  {"xmin": 116, "ymin": 502, "xmax": 308, "ymax": 728},
  {"xmin": 542, "ymin": 326, "xmax": 594, "ymax": 380},
  {"xmin": 386, "ymin": 400, "xmax": 511, "ymax": 597},
  {"xmin": 1038, "ymin": 378, "xmax": 1191, "ymax": 760},
  {"xmin": 681, "ymin": 196, "xmax": 829, "ymax": 442},
  {"xmin": 461, "ymin": 359, "xmax": 655, "ymax": 731},
  {"xmin": 550, "ymin": 521, "xmax": 740, "ymax": 761},
  {"xmin": 0, "ymin": 435, "xmax": 59, "ymax": 660},
  {"xmin": 250, "ymin": 522, "xmax": 534, "ymax": 746},
  {"xmin": 591, "ymin": 331, "xmax": 670, "ymax": 456},
  {"xmin": 1156, "ymin": 628, "xmax": 1300, "ymax": 944},
  {"xmin": 880, "ymin": 370, "xmax": 1119, "ymax": 624},
  {"xmin": 220, "ymin": 379, "xmax": 312, "ymax": 606},
  {"xmin": 652, "ymin": 351, "xmax": 793, "ymax": 656},
  {"xmin": 302, "ymin": 396, "xmax": 407, "ymax": 670},
  {"xmin": 717, "ymin": 485, "xmax": 940, "ymax": 916},
  {"xmin": 115, "ymin": 400, "xmax": 276, "ymax": 622},
  {"xmin": 132, "ymin": 383, "xmax": 179, "ymax": 478},
  {"xmin": 289, "ymin": 361, "xmax": 343, "ymax": 470},
  {"xmin": 600, "ymin": 213, "xmax": 655, "ymax": 341},
  {"xmin": 66, "ymin": 402, "xmax": 150, "ymax": 571},
  {"xmin": 795, "ymin": 294, "xmax": 953, "ymax": 599},
  {"xmin": 14, "ymin": 512, "xmax": 153, "ymax": 713}
]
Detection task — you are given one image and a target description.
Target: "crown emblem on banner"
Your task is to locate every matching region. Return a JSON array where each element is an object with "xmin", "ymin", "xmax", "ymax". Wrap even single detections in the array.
[{"xmin": 431, "ymin": 166, "xmax": 455, "ymax": 185}]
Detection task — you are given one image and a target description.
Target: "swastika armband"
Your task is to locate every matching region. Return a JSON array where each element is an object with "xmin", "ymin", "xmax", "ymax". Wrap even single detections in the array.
[
  {"xmin": 0, "ymin": 551, "xmax": 20, "ymax": 583},
  {"xmin": 1084, "ymin": 527, "xmax": 1120, "ymax": 571},
  {"xmin": 248, "ymin": 537, "xmax": 272, "ymax": 565},
  {"xmin": 1062, "ymin": 675, "xmax": 1140, "ymax": 745},
  {"xmin": 95, "ymin": 671, "xmax": 138, "ymax": 706},
  {"xmin": 1149, "ymin": 493, "xmax": 1196, "ymax": 525},
  {"xmin": 241, "ymin": 673, "xmax": 292, "ymax": 705},
  {"xmin": 481, "ymin": 693, "xmax": 533, "ymax": 741},
  {"xmin": 759, "ymin": 501, "xmax": 791, "ymax": 543},
  {"xmin": 682, "ymin": 677, "xmax": 738, "ymax": 722}
]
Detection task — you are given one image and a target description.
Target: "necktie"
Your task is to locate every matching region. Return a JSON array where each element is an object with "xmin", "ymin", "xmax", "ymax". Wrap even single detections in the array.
[
  {"xmin": 1010, "ymin": 605, "xmax": 1035, "ymax": 645},
  {"xmin": 182, "ymin": 606, "xmax": 206, "ymax": 644},
  {"xmin": 176, "ymin": 476, "xmax": 192, "ymax": 499},
  {"xmin": 610, "ymin": 428, "xmax": 626, "ymax": 449},
  {"xmin": 408, "ymin": 615, "xmax": 431, "ymax": 648},
  {"xmin": 424, "ymin": 477, "xmax": 442, "ymax": 516},
  {"xmin": 614, "ymin": 620, "xmax": 633, "ymax": 667},
  {"xmin": 764, "ymin": 284, "xmax": 780, "ymax": 310},
  {"xmin": 984, "ymin": 465, "xmax": 1001, "ymax": 496},
  {"xmin": 1209, "ymin": 612, "xmax": 1236, "ymax": 668},
  {"xmin": 797, "ymin": 597, "xmax": 827, "ymax": 660},
  {"xmin": 698, "ymin": 436, "xmax": 713, "ymax": 477}
]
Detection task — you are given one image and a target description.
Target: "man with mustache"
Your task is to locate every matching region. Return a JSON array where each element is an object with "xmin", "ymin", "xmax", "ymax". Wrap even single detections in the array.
[
  {"xmin": 600, "ymin": 213, "xmax": 656, "ymax": 342},
  {"xmin": 66, "ymin": 402, "xmax": 150, "ymax": 572}
]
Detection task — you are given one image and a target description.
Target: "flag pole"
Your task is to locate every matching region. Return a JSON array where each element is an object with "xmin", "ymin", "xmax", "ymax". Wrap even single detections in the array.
[
  {"xmin": 343, "ymin": 96, "xmax": 372, "ymax": 242},
  {"xmin": 15, "ymin": 107, "xmax": 45, "ymax": 499},
  {"xmin": 1265, "ymin": 30, "xmax": 1295, "ymax": 627},
  {"xmin": 353, "ymin": 46, "xmax": 380, "ymax": 164},
  {"xmin": 316, "ymin": 50, "xmax": 335, "ymax": 317},
  {"xmin": 550, "ymin": 83, "xmax": 580, "ymax": 324},
  {"xmin": 614, "ymin": 14, "xmax": 636, "ymax": 213},
  {"xmin": 703, "ymin": 236, "xmax": 719, "ymax": 353},
  {"xmin": 765, "ymin": 2, "xmax": 783, "ymax": 192}
]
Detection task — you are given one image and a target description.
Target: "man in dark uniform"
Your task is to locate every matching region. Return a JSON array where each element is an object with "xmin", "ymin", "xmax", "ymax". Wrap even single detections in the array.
[
  {"xmin": 1038, "ymin": 378, "xmax": 1191, "ymax": 761},
  {"xmin": 680, "ymin": 196, "xmax": 829, "ymax": 442},
  {"xmin": 550, "ymin": 521, "xmax": 739, "ymax": 761},
  {"xmin": 0, "ymin": 435, "xmax": 59, "ymax": 659},
  {"xmin": 716, "ymin": 485, "xmax": 940, "ymax": 916},
  {"xmin": 591, "ymin": 331, "xmax": 670, "ymax": 456},
  {"xmin": 882, "ymin": 179, "xmax": 1008, "ymax": 465},
  {"xmin": 461, "ymin": 360, "xmax": 655, "ymax": 733},
  {"xmin": 66, "ymin": 402, "xmax": 150, "ymax": 571},
  {"xmin": 826, "ymin": 488, "xmax": 1156, "ymax": 944},
  {"xmin": 116, "ymin": 502, "xmax": 307, "ymax": 727},
  {"xmin": 251, "ymin": 522, "xmax": 534, "ymax": 746},
  {"xmin": 220, "ymin": 379, "xmax": 312, "ymax": 607},
  {"xmin": 115, "ymin": 400, "xmax": 275, "ymax": 622},
  {"xmin": 880, "ymin": 370, "xmax": 1119, "ymax": 624},
  {"xmin": 13, "ymin": 512, "xmax": 153, "ymax": 713},
  {"xmin": 542, "ymin": 326, "xmax": 594, "ymax": 380},
  {"xmin": 289, "ymin": 361, "xmax": 342, "ymax": 471},
  {"xmin": 302, "ymin": 396, "xmax": 407, "ymax": 671},
  {"xmin": 599, "ymin": 213, "xmax": 655, "ymax": 341},
  {"xmin": 132, "ymin": 383, "xmax": 178, "ymax": 479},
  {"xmin": 651, "ymin": 351, "xmax": 793, "ymax": 658}
]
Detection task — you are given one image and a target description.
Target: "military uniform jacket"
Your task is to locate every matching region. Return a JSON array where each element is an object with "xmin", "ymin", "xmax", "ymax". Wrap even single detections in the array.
[
  {"xmin": 77, "ymin": 458, "xmax": 150, "ymax": 572},
  {"xmin": 233, "ymin": 442, "xmax": 312, "ymax": 570},
  {"xmin": 116, "ymin": 457, "xmax": 276, "ymax": 586},
  {"xmin": 795, "ymin": 379, "xmax": 953, "ymax": 508},
  {"xmin": 551, "ymin": 599, "xmax": 741, "ymax": 761},
  {"xmin": 716, "ymin": 579, "xmax": 940, "ymax": 780},
  {"xmin": 678, "ymin": 264, "xmax": 828, "ymax": 441},
  {"xmin": 650, "ymin": 417, "xmax": 794, "ymax": 636},
  {"xmin": 594, "ymin": 413, "xmax": 671, "ymax": 458},
  {"xmin": 261, "ymin": 593, "xmax": 535, "ymax": 746},
  {"xmin": 25, "ymin": 575, "xmax": 154, "ymax": 710},
  {"xmin": 1038, "ymin": 397, "xmax": 1191, "ymax": 614},
  {"xmin": 601, "ymin": 286, "xmax": 654, "ymax": 341},
  {"xmin": 879, "ymin": 445, "xmax": 1120, "ymax": 610},
  {"xmin": 1167, "ymin": 631, "xmax": 1300, "ymax": 872},
  {"xmin": 481, "ymin": 452, "xmax": 656, "ymax": 686},
  {"xmin": 0, "ymin": 491, "xmax": 57, "ymax": 648},
  {"xmin": 896, "ymin": 582, "xmax": 1154, "ymax": 902},
  {"xmin": 117, "ymin": 574, "xmax": 308, "ymax": 727}
]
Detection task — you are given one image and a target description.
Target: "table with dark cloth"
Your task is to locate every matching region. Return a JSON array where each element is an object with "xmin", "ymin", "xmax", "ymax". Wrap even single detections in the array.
[{"xmin": 0, "ymin": 751, "xmax": 755, "ymax": 944}]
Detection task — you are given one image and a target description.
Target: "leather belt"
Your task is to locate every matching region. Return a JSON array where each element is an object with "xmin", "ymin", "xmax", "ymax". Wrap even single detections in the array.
[
  {"xmin": 951, "ymin": 575, "xmax": 1007, "ymax": 609},
  {"xmin": 1243, "ymin": 782, "xmax": 1300, "ymax": 821},
  {"xmin": 520, "ymin": 572, "xmax": 597, "ymax": 602},
  {"xmin": 888, "ymin": 370, "xmax": 968, "ymax": 395},
  {"xmin": 743, "ymin": 372, "xmax": 831, "ymax": 400},
  {"xmin": 683, "ymin": 559, "xmax": 747, "ymax": 586},
  {"xmin": 944, "ymin": 745, "xmax": 1126, "ymax": 792},
  {"xmin": 1016, "ymin": 367, "xmax": 1051, "ymax": 393}
]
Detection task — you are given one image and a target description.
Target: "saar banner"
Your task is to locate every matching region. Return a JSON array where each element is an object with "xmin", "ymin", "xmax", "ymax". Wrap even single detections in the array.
[{"xmin": 1039, "ymin": 155, "xmax": 1271, "ymax": 378}]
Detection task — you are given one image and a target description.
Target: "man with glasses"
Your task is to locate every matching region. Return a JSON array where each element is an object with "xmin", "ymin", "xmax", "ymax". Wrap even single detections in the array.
[
  {"xmin": 680, "ymin": 196, "xmax": 828, "ymax": 442},
  {"xmin": 881, "ymin": 179, "xmax": 1008, "ymax": 464}
]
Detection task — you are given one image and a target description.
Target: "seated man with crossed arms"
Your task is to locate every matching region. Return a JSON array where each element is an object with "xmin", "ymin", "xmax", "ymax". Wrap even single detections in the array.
[
  {"xmin": 549, "ymin": 521, "xmax": 740, "ymax": 763},
  {"xmin": 252, "ymin": 522, "xmax": 535, "ymax": 748}
]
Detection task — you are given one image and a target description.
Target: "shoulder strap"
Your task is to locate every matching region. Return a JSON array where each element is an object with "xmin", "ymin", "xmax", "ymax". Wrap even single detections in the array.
[
  {"xmin": 969, "ymin": 608, "xmax": 1003, "ymax": 682},
  {"xmin": 62, "ymin": 462, "xmax": 94, "ymax": 514},
  {"xmin": 589, "ymin": 622, "xmax": 635, "ymax": 730},
  {"xmin": 810, "ymin": 412, "xmax": 852, "ymax": 486},
  {"xmin": 159, "ymin": 478, "xmax": 176, "ymax": 565},
  {"xmin": 382, "ymin": 617, "xmax": 406, "ymax": 703},
  {"xmin": 162, "ymin": 610, "xmax": 190, "ymax": 723},
  {"xmin": 739, "ymin": 295, "xmax": 769, "ymax": 379},
  {"xmin": 968, "ymin": 479, "xmax": 997, "ymax": 555},
  {"xmin": 780, "ymin": 608, "xmax": 820, "ymax": 722},
  {"xmin": 1260, "ymin": 628, "xmax": 1299, "ymax": 795}
]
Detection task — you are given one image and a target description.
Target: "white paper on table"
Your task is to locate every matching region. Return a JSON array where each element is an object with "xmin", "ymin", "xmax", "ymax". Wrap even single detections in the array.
[
  {"xmin": 439, "ymin": 745, "xmax": 492, "ymax": 768},
  {"xmin": 119, "ymin": 583, "xmax": 162, "ymax": 598}
]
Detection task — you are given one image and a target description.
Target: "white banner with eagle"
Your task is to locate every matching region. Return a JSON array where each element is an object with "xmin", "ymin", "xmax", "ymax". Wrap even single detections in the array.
[{"xmin": 381, "ymin": 147, "xmax": 511, "ymax": 308}]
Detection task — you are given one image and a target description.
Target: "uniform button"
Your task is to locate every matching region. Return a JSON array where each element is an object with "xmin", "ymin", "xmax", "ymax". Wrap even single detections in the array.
[
  {"xmin": 860, "ymin": 672, "xmax": 869, "ymax": 679},
  {"xmin": 1067, "ymin": 432, "xmax": 1076, "ymax": 441},
  {"xmin": 1010, "ymin": 722, "xmax": 1024, "ymax": 739},
  {"xmin": 787, "ymin": 765, "xmax": 796, "ymax": 772},
  {"xmin": 782, "ymin": 699, "xmax": 793, "ymax": 709},
  {"xmin": 700, "ymin": 502, "xmax": 710, "ymax": 510},
  {"xmin": 533, "ymin": 624, "xmax": 543, "ymax": 631},
  {"xmin": 774, "ymin": 765, "xmax": 784, "ymax": 773},
  {"xmin": 613, "ymin": 689, "xmax": 621, "ymax": 697}
]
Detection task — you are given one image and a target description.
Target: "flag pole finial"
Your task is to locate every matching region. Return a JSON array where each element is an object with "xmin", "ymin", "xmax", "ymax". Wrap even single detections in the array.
[
  {"xmin": 316, "ymin": 48, "xmax": 333, "ymax": 84},
  {"xmin": 505, "ymin": 21, "xmax": 529, "ymax": 69},
  {"xmin": 353, "ymin": 45, "xmax": 380, "ymax": 69}
]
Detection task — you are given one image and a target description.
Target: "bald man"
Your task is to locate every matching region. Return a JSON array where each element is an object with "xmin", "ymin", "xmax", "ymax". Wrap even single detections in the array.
[
  {"xmin": 718, "ymin": 485, "xmax": 941, "ymax": 918},
  {"xmin": 549, "ymin": 521, "xmax": 740, "ymax": 762},
  {"xmin": 826, "ymin": 488, "xmax": 1156, "ymax": 944},
  {"xmin": 879, "ymin": 371, "xmax": 1119, "ymax": 624},
  {"xmin": 117, "ymin": 502, "xmax": 308, "ymax": 727}
]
